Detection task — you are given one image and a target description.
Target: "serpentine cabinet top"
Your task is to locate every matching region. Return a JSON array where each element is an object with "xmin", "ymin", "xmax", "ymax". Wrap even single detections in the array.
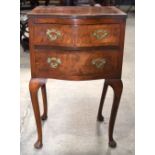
[{"xmin": 28, "ymin": 6, "xmax": 126, "ymax": 19}]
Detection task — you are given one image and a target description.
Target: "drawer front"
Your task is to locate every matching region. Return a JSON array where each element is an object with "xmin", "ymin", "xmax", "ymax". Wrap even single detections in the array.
[
  {"xmin": 33, "ymin": 24, "xmax": 74, "ymax": 47},
  {"xmin": 34, "ymin": 50, "xmax": 121, "ymax": 80},
  {"xmin": 76, "ymin": 24, "xmax": 120, "ymax": 47},
  {"xmin": 33, "ymin": 24, "xmax": 120, "ymax": 47}
]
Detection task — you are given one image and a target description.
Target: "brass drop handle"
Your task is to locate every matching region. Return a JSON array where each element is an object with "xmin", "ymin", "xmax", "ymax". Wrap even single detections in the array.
[
  {"xmin": 46, "ymin": 28, "xmax": 62, "ymax": 41},
  {"xmin": 92, "ymin": 29, "xmax": 109, "ymax": 40},
  {"xmin": 91, "ymin": 58, "xmax": 106, "ymax": 69},
  {"xmin": 47, "ymin": 57, "xmax": 61, "ymax": 68}
]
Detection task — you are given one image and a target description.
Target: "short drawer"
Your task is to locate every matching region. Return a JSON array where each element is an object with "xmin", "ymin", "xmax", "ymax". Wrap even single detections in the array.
[
  {"xmin": 34, "ymin": 50, "xmax": 121, "ymax": 80},
  {"xmin": 33, "ymin": 24, "xmax": 74, "ymax": 47},
  {"xmin": 76, "ymin": 24, "xmax": 120, "ymax": 47},
  {"xmin": 33, "ymin": 24, "xmax": 121, "ymax": 47}
]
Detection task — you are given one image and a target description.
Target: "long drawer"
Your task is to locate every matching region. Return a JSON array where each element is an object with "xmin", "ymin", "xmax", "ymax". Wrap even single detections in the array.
[{"xmin": 34, "ymin": 50, "xmax": 121, "ymax": 80}]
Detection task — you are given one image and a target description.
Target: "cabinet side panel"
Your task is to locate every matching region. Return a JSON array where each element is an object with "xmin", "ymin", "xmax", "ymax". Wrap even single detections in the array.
[
  {"xmin": 118, "ymin": 20, "xmax": 126, "ymax": 78},
  {"xmin": 28, "ymin": 17, "xmax": 36, "ymax": 78}
]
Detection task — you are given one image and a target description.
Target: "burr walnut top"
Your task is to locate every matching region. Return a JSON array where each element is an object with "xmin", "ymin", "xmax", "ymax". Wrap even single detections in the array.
[{"xmin": 28, "ymin": 6, "xmax": 127, "ymax": 18}]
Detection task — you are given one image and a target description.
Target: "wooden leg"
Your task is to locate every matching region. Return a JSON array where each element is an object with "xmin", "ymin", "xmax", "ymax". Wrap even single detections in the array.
[
  {"xmin": 107, "ymin": 79, "xmax": 123, "ymax": 148},
  {"xmin": 41, "ymin": 84, "xmax": 48, "ymax": 121},
  {"xmin": 29, "ymin": 78, "xmax": 47, "ymax": 149},
  {"xmin": 97, "ymin": 80, "xmax": 108, "ymax": 122}
]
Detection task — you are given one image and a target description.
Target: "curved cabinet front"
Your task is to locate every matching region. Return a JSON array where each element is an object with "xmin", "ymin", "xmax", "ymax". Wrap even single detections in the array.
[
  {"xmin": 34, "ymin": 49, "xmax": 121, "ymax": 80},
  {"xmin": 33, "ymin": 24, "xmax": 121, "ymax": 48}
]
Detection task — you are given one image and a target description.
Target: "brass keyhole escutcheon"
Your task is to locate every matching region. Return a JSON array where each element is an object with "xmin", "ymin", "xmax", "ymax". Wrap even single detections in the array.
[
  {"xmin": 46, "ymin": 29, "xmax": 62, "ymax": 41},
  {"xmin": 91, "ymin": 58, "xmax": 107, "ymax": 69},
  {"xmin": 92, "ymin": 29, "xmax": 109, "ymax": 40},
  {"xmin": 47, "ymin": 57, "xmax": 61, "ymax": 69}
]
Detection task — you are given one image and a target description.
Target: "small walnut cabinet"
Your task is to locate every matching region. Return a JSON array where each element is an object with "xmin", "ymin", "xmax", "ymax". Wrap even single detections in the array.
[{"xmin": 28, "ymin": 6, "xmax": 127, "ymax": 149}]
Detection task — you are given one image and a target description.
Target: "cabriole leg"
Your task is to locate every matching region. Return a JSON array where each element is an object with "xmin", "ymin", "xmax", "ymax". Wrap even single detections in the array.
[
  {"xmin": 97, "ymin": 80, "xmax": 108, "ymax": 122},
  {"xmin": 41, "ymin": 84, "xmax": 48, "ymax": 120},
  {"xmin": 29, "ymin": 78, "xmax": 47, "ymax": 149},
  {"xmin": 107, "ymin": 79, "xmax": 123, "ymax": 148}
]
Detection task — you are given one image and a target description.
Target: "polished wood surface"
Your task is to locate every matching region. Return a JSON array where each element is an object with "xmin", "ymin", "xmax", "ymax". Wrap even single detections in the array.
[
  {"xmin": 76, "ymin": 24, "xmax": 120, "ymax": 47},
  {"xmin": 97, "ymin": 79, "xmax": 123, "ymax": 148},
  {"xmin": 34, "ymin": 50, "xmax": 121, "ymax": 80},
  {"xmin": 28, "ymin": 6, "xmax": 126, "ymax": 17},
  {"xmin": 28, "ymin": 6, "xmax": 127, "ymax": 149},
  {"xmin": 29, "ymin": 78, "xmax": 48, "ymax": 149},
  {"xmin": 33, "ymin": 24, "xmax": 120, "ymax": 47}
]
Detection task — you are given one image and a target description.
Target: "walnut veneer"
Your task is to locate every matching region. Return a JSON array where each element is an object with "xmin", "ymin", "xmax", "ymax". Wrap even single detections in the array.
[{"xmin": 28, "ymin": 6, "xmax": 127, "ymax": 149}]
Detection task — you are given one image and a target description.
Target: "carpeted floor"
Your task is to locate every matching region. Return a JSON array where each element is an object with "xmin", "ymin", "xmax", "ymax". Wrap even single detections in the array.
[{"xmin": 20, "ymin": 13, "xmax": 135, "ymax": 155}]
